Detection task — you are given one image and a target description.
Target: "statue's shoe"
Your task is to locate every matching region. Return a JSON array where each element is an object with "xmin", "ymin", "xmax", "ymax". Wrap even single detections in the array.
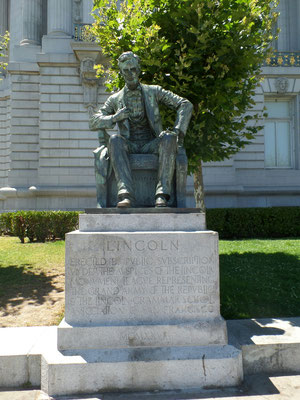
[
  {"xmin": 117, "ymin": 198, "xmax": 131, "ymax": 208},
  {"xmin": 155, "ymin": 196, "xmax": 167, "ymax": 207}
]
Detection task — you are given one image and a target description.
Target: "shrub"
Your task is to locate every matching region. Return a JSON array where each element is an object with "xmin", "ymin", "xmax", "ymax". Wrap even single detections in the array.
[
  {"xmin": 0, "ymin": 212, "xmax": 13, "ymax": 236},
  {"xmin": 11, "ymin": 212, "xmax": 27, "ymax": 243},
  {"xmin": 51, "ymin": 211, "xmax": 79, "ymax": 240},
  {"xmin": 0, "ymin": 211, "xmax": 80, "ymax": 243},
  {"xmin": 207, "ymin": 206, "xmax": 300, "ymax": 239},
  {"xmin": 1, "ymin": 207, "xmax": 300, "ymax": 242},
  {"xmin": 25, "ymin": 211, "xmax": 52, "ymax": 243}
]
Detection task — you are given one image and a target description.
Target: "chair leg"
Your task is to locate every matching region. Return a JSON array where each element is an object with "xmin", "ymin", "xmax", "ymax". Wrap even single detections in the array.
[{"xmin": 95, "ymin": 172, "xmax": 107, "ymax": 208}]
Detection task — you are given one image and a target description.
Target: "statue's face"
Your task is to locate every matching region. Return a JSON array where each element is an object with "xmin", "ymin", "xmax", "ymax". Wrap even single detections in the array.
[{"xmin": 120, "ymin": 60, "xmax": 140, "ymax": 90}]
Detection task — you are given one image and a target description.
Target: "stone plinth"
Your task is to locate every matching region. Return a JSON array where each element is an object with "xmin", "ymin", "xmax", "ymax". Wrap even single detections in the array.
[
  {"xmin": 42, "ymin": 345, "xmax": 242, "ymax": 397},
  {"xmin": 41, "ymin": 209, "xmax": 243, "ymax": 396},
  {"xmin": 79, "ymin": 208, "xmax": 206, "ymax": 232},
  {"xmin": 57, "ymin": 317, "xmax": 227, "ymax": 350}
]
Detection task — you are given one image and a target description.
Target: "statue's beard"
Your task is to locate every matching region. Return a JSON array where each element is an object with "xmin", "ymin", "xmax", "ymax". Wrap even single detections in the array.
[{"xmin": 125, "ymin": 77, "xmax": 139, "ymax": 90}]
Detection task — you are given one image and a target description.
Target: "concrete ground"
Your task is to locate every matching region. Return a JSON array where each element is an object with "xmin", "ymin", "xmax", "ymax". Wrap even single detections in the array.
[
  {"xmin": 1, "ymin": 319, "xmax": 300, "ymax": 399},
  {"xmin": 1, "ymin": 373, "xmax": 300, "ymax": 400}
]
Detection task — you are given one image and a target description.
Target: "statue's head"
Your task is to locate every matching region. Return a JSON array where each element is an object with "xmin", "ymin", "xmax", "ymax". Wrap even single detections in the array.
[{"xmin": 118, "ymin": 51, "xmax": 141, "ymax": 90}]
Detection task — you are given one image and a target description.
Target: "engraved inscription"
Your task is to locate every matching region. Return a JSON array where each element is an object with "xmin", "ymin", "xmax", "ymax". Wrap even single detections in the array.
[{"xmin": 66, "ymin": 236, "xmax": 219, "ymax": 323}]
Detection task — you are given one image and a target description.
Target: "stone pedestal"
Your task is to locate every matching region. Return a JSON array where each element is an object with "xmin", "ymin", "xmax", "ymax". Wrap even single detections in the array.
[{"xmin": 41, "ymin": 209, "xmax": 243, "ymax": 397}]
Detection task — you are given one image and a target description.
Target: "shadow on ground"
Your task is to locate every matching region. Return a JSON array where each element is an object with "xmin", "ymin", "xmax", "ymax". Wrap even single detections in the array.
[
  {"xmin": 219, "ymin": 252, "xmax": 300, "ymax": 319},
  {"xmin": 0, "ymin": 264, "xmax": 62, "ymax": 316},
  {"xmin": 0, "ymin": 373, "xmax": 286, "ymax": 399}
]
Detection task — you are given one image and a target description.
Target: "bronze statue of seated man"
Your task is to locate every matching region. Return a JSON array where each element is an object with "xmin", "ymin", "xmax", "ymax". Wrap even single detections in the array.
[{"xmin": 89, "ymin": 51, "xmax": 193, "ymax": 208}]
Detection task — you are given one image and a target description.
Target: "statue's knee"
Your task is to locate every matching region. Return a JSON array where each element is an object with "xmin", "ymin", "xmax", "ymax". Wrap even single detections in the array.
[
  {"xmin": 109, "ymin": 134, "xmax": 125, "ymax": 150},
  {"xmin": 161, "ymin": 132, "xmax": 177, "ymax": 147},
  {"xmin": 164, "ymin": 132, "xmax": 177, "ymax": 140},
  {"xmin": 109, "ymin": 133, "xmax": 122, "ymax": 143}
]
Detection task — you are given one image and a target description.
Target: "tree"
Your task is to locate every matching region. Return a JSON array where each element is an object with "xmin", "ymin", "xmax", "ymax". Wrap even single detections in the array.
[
  {"xmin": 0, "ymin": 31, "xmax": 9, "ymax": 77},
  {"xmin": 91, "ymin": 0, "xmax": 278, "ymax": 209}
]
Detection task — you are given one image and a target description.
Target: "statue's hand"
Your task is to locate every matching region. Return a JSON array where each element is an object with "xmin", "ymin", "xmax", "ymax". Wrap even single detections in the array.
[
  {"xmin": 159, "ymin": 129, "xmax": 178, "ymax": 138},
  {"xmin": 159, "ymin": 129, "xmax": 184, "ymax": 147},
  {"xmin": 112, "ymin": 107, "xmax": 130, "ymax": 123}
]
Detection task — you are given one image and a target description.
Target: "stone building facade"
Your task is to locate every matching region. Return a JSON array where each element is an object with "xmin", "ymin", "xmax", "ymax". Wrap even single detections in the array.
[{"xmin": 0, "ymin": 0, "xmax": 299, "ymax": 211}]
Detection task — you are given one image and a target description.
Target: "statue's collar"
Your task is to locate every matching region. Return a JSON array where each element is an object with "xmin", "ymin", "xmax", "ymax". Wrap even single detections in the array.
[{"xmin": 124, "ymin": 84, "xmax": 142, "ymax": 94}]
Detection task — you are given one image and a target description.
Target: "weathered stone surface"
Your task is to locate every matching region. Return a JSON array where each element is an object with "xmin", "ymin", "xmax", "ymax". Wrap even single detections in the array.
[
  {"xmin": 42, "ymin": 212, "xmax": 243, "ymax": 396},
  {"xmin": 85, "ymin": 207, "xmax": 202, "ymax": 214},
  {"xmin": 0, "ymin": 326, "xmax": 57, "ymax": 387},
  {"xmin": 64, "ymin": 230, "xmax": 219, "ymax": 326},
  {"xmin": 41, "ymin": 345, "xmax": 243, "ymax": 396},
  {"xmin": 228, "ymin": 318, "xmax": 300, "ymax": 374},
  {"xmin": 79, "ymin": 211, "xmax": 206, "ymax": 232},
  {"xmin": 57, "ymin": 317, "xmax": 227, "ymax": 350},
  {"xmin": 2, "ymin": 318, "xmax": 300, "ymax": 389}
]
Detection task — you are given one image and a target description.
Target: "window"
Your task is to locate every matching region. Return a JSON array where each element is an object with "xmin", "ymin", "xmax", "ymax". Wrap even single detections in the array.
[{"xmin": 264, "ymin": 99, "xmax": 293, "ymax": 168}]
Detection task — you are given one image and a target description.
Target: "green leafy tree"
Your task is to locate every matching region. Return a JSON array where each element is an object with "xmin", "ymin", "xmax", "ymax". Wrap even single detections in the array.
[
  {"xmin": 91, "ymin": 0, "xmax": 277, "ymax": 209},
  {"xmin": 0, "ymin": 31, "xmax": 9, "ymax": 77}
]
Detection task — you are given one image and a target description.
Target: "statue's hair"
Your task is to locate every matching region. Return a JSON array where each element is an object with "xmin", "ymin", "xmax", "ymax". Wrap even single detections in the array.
[{"xmin": 118, "ymin": 51, "xmax": 141, "ymax": 70}]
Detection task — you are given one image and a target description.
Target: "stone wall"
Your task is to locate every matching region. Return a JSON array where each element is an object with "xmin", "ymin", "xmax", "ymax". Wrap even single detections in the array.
[{"xmin": 0, "ymin": 84, "xmax": 10, "ymax": 188}]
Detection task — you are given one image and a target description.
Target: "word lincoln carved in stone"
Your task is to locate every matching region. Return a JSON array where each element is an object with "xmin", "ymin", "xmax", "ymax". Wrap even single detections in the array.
[
  {"xmin": 89, "ymin": 51, "xmax": 193, "ymax": 208},
  {"xmin": 72, "ymin": 238, "xmax": 180, "ymax": 253}
]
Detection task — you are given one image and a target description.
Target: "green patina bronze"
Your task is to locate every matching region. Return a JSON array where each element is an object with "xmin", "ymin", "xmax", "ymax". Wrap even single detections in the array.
[{"xmin": 89, "ymin": 51, "xmax": 193, "ymax": 208}]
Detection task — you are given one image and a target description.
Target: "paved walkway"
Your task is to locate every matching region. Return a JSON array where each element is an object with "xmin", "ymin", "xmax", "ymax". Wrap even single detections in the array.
[{"xmin": 1, "ymin": 373, "xmax": 300, "ymax": 400}]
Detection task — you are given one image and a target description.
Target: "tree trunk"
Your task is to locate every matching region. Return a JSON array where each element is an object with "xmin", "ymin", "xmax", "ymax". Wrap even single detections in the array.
[{"xmin": 194, "ymin": 161, "xmax": 206, "ymax": 213}]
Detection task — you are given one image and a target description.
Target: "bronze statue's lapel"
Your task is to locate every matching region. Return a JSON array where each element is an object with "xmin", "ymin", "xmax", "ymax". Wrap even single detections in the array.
[
  {"xmin": 141, "ymin": 84, "xmax": 158, "ymax": 136},
  {"xmin": 116, "ymin": 88, "xmax": 130, "ymax": 138}
]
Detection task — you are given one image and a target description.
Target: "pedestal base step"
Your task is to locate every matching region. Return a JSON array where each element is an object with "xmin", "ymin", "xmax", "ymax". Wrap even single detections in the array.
[
  {"xmin": 41, "ymin": 345, "xmax": 243, "ymax": 397},
  {"xmin": 57, "ymin": 317, "xmax": 228, "ymax": 350}
]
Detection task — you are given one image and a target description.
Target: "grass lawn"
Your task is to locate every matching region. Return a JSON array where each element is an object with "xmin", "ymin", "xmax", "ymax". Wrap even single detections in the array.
[
  {"xmin": 0, "ymin": 236, "xmax": 65, "ymax": 326},
  {"xmin": 0, "ymin": 236, "xmax": 65, "ymax": 295},
  {"xmin": 0, "ymin": 236, "xmax": 299, "ymax": 325},
  {"xmin": 219, "ymin": 238, "xmax": 300, "ymax": 319}
]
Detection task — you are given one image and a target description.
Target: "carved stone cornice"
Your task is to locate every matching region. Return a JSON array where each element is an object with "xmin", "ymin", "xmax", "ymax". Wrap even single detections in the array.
[
  {"xmin": 71, "ymin": 42, "xmax": 107, "ymax": 115},
  {"xmin": 80, "ymin": 57, "xmax": 98, "ymax": 87},
  {"xmin": 80, "ymin": 57, "xmax": 99, "ymax": 115}
]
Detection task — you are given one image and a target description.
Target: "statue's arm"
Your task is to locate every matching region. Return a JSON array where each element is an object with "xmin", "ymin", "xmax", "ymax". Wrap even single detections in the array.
[
  {"xmin": 89, "ymin": 96, "xmax": 116, "ymax": 131},
  {"xmin": 157, "ymin": 86, "xmax": 193, "ymax": 136},
  {"xmin": 89, "ymin": 95, "xmax": 130, "ymax": 132}
]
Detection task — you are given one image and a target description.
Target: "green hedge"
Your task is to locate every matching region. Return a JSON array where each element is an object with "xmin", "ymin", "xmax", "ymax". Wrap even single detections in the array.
[
  {"xmin": 0, "ymin": 207, "xmax": 300, "ymax": 242},
  {"xmin": 206, "ymin": 206, "xmax": 300, "ymax": 239},
  {"xmin": 0, "ymin": 211, "xmax": 79, "ymax": 243}
]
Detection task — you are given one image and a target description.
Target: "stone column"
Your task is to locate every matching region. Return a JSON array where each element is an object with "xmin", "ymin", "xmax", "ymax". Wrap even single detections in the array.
[
  {"xmin": 276, "ymin": 1, "xmax": 289, "ymax": 52},
  {"xmin": 20, "ymin": 0, "xmax": 42, "ymax": 46},
  {"xmin": 0, "ymin": 0, "xmax": 8, "ymax": 35},
  {"xmin": 47, "ymin": 0, "xmax": 72, "ymax": 36},
  {"xmin": 82, "ymin": 0, "xmax": 94, "ymax": 24}
]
